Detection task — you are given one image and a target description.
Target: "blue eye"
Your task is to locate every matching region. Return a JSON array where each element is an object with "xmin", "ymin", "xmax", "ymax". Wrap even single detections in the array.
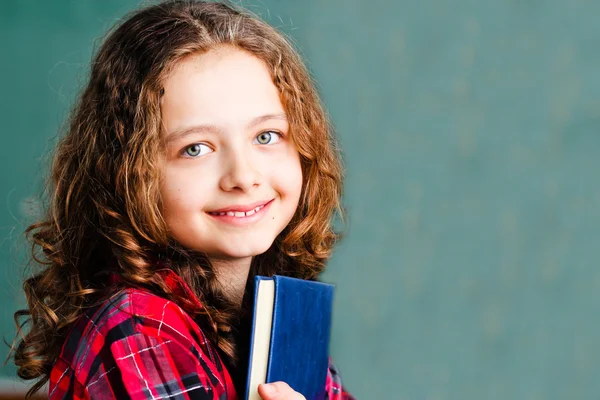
[
  {"xmin": 254, "ymin": 131, "xmax": 282, "ymax": 145},
  {"xmin": 182, "ymin": 143, "xmax": 213, "ymax": 157}
]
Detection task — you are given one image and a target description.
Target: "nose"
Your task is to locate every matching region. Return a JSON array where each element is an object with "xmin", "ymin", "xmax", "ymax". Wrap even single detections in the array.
[{"xmin": 219, "ymin": 147, "xmax": 261, "ymax": 192}]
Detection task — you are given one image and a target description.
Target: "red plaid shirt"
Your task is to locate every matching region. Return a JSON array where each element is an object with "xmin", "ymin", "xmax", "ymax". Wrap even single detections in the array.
[{"xmin": 48, "ymin": 270, "xmax": 354, "ymax": 399}]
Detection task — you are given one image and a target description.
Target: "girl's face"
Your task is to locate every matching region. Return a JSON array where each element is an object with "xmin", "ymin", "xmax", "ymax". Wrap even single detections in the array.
[{"xmin": 159, "ymin": 46, "xmax": 303, "ymax": 264}]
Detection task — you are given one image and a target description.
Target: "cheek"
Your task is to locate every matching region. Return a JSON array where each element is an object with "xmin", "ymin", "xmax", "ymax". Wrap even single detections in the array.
[
  {"xmin": 278, "ymin": 152, "xmax": 303, "ymax": 201},
  {"xmin": 291, "ymin": 164, "xmax": 303, "ymax": 199},
  {"xmin": 160, "ymin": 168, "xmax": 210, "ymax": 217}
]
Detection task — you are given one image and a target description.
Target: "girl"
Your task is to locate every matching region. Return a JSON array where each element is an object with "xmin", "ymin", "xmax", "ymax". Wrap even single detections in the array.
[{"xmin": 10, "ymin": 1, "xmax": 354, "ymax": 399}]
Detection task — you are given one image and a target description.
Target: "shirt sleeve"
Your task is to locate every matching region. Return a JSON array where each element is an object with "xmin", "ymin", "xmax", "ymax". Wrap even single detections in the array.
[
  {"xmin": 84, "ymin": 332, "xmax": 224, "ymax": 400},
  {"xmin": 325, "ymin": 359, "xmax": 356, "ymax": 400}
]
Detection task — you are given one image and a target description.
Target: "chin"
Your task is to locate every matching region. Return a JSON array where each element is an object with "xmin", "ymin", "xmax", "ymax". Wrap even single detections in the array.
[{"xmin": 220, "ymin": 240, "xmax": 274, "ymax": 259}]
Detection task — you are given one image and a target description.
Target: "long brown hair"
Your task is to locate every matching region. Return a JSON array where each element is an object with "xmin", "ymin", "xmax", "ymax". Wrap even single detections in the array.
[{"xmin": 9, "ymin": 0, "xmax": 344, "ymax": 396}]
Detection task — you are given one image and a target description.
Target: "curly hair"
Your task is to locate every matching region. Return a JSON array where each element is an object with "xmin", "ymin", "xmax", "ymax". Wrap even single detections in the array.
[{"xmin": 8, "ymin": 0, "xmax": 344, "ymax": 397}]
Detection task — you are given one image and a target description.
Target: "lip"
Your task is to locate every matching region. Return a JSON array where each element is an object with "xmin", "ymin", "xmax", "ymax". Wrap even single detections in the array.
[
  {"xmin": 207, "ymin": 199, "xmax": 274, "ymax": 226},
  {"xmin": 209, "ymin": 199, "xmax": 273, "ymax": 213}
]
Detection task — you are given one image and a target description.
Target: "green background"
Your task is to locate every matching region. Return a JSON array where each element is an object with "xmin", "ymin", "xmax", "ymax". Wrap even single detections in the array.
[{"xmin": 2, "ymin": 0, "xmax": 600, "ymax": 399}]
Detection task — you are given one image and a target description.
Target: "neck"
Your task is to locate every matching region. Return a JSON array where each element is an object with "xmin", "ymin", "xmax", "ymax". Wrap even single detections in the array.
[{"xmin": 211, "ymin": 257, "xmax": 252, "ymax": 308}]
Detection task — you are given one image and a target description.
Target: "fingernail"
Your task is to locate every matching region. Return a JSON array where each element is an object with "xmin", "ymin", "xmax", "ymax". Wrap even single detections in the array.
[{"xmin": 262, "ymin": 384, "xmax": 277, "ymax": 395}]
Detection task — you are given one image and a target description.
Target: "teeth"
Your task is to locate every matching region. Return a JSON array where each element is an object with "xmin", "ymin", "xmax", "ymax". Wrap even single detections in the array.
[{"xmin": 211, "ymin": 204, "xmax": 266, "ymax": 217}]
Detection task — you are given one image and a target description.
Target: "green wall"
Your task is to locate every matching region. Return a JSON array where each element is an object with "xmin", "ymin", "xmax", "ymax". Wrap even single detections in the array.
[{"xmin": 2, "ymin": 1, "xmax": 600, "ymax": 399}]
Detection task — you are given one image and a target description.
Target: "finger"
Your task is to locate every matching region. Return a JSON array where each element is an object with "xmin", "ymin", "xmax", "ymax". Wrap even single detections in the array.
[{"xmin": 257, "ymin": 382, "xmax": 306, "ymax": 400}]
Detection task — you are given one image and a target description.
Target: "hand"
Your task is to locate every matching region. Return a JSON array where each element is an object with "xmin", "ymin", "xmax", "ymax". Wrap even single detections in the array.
[{"xmin": 258, "ymin": 382, "xmax": 306, "ymax": 400}]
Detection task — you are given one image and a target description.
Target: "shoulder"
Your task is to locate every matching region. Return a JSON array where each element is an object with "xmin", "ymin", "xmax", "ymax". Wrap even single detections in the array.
[
  {"xmin": 50, "ymin": 288, "xmax": 222, "ymax": 396},
  {"xmin": 100, "ymin": 287, "xmax": 203, "ymax": 343},
  {"xmin": 66, "ymin": 288, "xmax": 202, "ymax": 354},
  {"xmin": 326, "ymin": 359, "xmax": 356, "ymax": 400}
]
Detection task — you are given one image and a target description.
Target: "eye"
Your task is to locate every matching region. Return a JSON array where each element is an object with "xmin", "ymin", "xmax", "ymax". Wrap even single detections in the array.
[
  {"xmin": 182, "ymin": 143, "xmax": 213, "ymax": 158},
  {"xmin": 254, "ymin": 131, "xmax": 282, "ymax": 145}
]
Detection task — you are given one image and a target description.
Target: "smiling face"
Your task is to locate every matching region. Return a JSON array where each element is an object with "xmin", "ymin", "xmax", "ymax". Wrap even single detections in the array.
[{"xmin": 159, "ymin": 46, "xmax": 303, "ymax": 266}]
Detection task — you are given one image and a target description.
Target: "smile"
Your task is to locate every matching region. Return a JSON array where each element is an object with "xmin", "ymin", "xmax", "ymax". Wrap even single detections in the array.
[
  {"xmin": 208, "ymin": 204, "xmax": 266, "ymax": 217},
  {"xmin": 207, "ymin": 199, "xmax": 274, "ymax": 225}
]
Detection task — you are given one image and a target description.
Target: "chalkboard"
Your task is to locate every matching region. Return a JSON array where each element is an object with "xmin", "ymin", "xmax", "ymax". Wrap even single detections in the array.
[{"xmin": 2, "ymin": 1, "xmax": 600, "ymax": 399}]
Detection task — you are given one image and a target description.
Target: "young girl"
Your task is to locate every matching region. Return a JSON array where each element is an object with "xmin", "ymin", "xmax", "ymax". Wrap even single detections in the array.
[{"xmin": 10, "ymin": 1, "xmax": 354, "ymax": 399}]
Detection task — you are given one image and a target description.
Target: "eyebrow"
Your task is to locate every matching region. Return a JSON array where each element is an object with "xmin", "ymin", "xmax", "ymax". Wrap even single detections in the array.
[{"xmin": 165, "ymin": 113, "xmax": 288, "ymax": 144}]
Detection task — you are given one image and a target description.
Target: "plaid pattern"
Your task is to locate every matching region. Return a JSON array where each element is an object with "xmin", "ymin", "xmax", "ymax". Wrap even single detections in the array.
[{"xmin": 48, "ymin": 270, "xmax": 354, "ymax": 399}]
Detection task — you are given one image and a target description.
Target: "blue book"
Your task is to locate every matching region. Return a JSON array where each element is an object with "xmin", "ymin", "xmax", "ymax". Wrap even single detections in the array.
[{"xmin": 245, "ymin": 275, "xmax": 334, "ymax": 400}]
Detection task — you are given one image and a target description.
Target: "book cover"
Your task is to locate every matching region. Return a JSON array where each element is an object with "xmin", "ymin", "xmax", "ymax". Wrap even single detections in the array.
[{"xmin": 245, "ymin": 275, "xmax": 334, "ymax": 400}]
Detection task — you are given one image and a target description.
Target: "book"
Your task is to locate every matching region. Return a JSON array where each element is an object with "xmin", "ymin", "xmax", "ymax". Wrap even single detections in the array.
[{"xmin": 245, "ymin": 275, "xmax": 334, "ymax": 400}]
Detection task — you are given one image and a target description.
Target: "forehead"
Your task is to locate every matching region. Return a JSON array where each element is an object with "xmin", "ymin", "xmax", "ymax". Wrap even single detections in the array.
[{"xmin": 160, "ymin": 46, "xmax": 285, "ymax": 132}]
